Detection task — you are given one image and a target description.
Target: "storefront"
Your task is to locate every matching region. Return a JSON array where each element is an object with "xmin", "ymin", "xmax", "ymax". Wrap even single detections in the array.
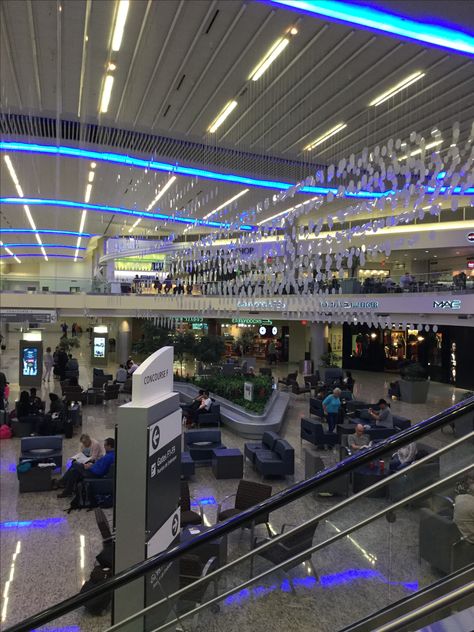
[{"xmin": 343, "ymin": 323, "xmax": 473, "ymax": 389}]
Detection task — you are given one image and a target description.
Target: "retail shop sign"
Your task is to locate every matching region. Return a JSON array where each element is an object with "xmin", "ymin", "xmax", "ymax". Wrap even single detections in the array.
[
  {"xmin": 132, "ymin": 346, "xmax": 173, "ymax": 405},
  {"xmin": 433, "ymin": 300, "xmax": 462, "ymax": 310},
  {"xmin": 0, "ymin": 308, "xmax": 57, "ymax": 323},
  {"xmin": 236, "ymin": 299, "xmax": 287, "ymax": 310},
  {"xmin": 319, "ymin": 300, "xmax": 380, "ymax": 310}
]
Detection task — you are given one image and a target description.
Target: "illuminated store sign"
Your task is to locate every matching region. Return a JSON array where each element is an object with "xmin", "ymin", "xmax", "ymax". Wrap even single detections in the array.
[
  {"xmin": 320, "ymin": 300, "xmax": 380, "ymax": 310},
  {"xmin": 433, "ymin": 300, "xmax": 462, "ymax": 310},
  {"xmin": 467, "ymin": 232, "xmax": 474, "ymax": 243},
  {"xmin": 231, "ymin": 318, "xmax": 272, "ymax": 325},
  {"xmin": 236, "ymin": 299, "xmax": 287, "ymax": 310}
]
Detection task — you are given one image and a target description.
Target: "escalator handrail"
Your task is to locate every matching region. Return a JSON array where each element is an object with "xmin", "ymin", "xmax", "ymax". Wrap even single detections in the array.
[
  {"xmin": 340, "ymin": 565, "xmax": 474, "ymax": 632},
  {"xmin": 5, "ymin": 395, "xmax": 474, "ymax": 632},
  {"xmin": 114, "ymin": 461, "xmax": 474, "ymax": 632}
]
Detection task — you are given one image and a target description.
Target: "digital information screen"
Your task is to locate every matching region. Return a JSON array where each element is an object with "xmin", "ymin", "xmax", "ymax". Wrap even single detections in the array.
[
  {"xmin": 22, "ymin": 347, "xmax": 38, "ymax": 377},
  {"xmin": 93, "ymin": 337, "xmax": 106, "ymax": 358}
]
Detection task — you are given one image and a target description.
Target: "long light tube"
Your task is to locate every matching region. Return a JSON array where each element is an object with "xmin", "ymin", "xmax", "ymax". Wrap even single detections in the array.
[
  {"xmin": 0, "ymin": 229, "xmax": 95, "ymax": 237},
  {"xmin": 266, "ymin": 1, "xmax": 474, "ymax": 56},
  {"xmin": 111, "ymin": 0, "xmax": 130, "ymax": 52},
  {"xmin": 79, "ymin": 209, "xmax": 87, "ymax": 233},
  {"xmin": 146, "ymin": 175, "xmax": 177, "ymax": 211},
  {"xmin": 128, "ymin": 218, "xmax": 142, "ymax": 233},
  {"xmin": 258, "ymin": 195, "xmax": 319, "ymax": 225},
  {"xmin": 208, "ymin": 100, "xmax": 238, "ymax": 133},
  {"xmin": 249, "ymin": 37, "xmax": 290, "ymax": 81},
  {"xmin": 0, "ymin": 254, "xmax": 83, "ymax": 260},
  {"xmin": 100, "ymin": 75, "xmax": 114, "ymax": 113},
  {"xmin": 303, "ymin": 123, "xmax": 347, "ymax": 151},
  {"xmin": 1, "ymin": 243, "xmax": 86, "ymax": 250},
  {"xmin": 2, "ymin": 155, "xmax": 42, "ymax": 261},
  {"xmin": 369, "ymin": 71, "xmax": 425, "ymax": 106},
  {"xmin": 0, "ymin": 197, "xmax": 256, "ymax": 230},
  {"xmin": 203, "ymin": 189, "xmax": 249, "ymax": 220},
  {"xmin": 0, "ymin": 142, "xmax": 391, "ymax": 197},
  {"xmin": 399, "ymin": 139, "xmax": 443, "ymax": 160}
]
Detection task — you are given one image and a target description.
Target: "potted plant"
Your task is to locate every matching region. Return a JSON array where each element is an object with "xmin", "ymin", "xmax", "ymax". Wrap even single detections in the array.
[
  {"xmin": 399, "ymin": 362, "xmax": 429, "ymax": 404},
  {"xmin": 319, "ymin": 351, "xmax": 342, "ymax": 381},
  {"xmin": 173, "ymin": 331, "xmax": 196, "ymax": 377}
]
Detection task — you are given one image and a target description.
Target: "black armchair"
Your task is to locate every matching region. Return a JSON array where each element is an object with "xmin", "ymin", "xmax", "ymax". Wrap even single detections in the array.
[
  {"xmin": 217, "ymin": 479, "xmax": 272, "ymax": 543},
  {"xmin": 309, "ymin": 397, "xmax": 325, "ymax": 419},
  {"xmin": 278, "ymin": 372, "xmax": 298, "ymax": 389},
  {"xmin": 300, "ymin": 418, "xmax": 338, "ymax": 449},
  {"xmin": 196, "ymin": 402, "xmax": 221, "ymax": 427},
  {"xmin": 251, "ymin": 522, "xmax": 319, "ymax": 580},
  {"xmin": 180, "ymin": 481, "xmax": 203, "ymax": 528},
  {"xmin": 289, "ymin": 380, "xmax": 311, "ymax": 397},
  {"xmin": 419, "ymin": 508, "xmax": 474, "ymax": 574}
]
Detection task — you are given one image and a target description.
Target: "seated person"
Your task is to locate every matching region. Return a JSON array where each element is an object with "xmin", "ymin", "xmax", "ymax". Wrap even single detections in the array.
[
  {"xmin": 29, "ymin": 388, "xmax": 44, "ymax": 413},
  {"xmin": 245, "ymin": 366, "xmax": 256, "ymax": 378},
  {"xmin": 368, "ymin": 399, "xmax": 393, "ymax": 428},
  {"xmin": 181, "ymin": 389, "xmax": 204, "ymax": 414},
  {"xmin": 389, "ymin": 442, "xmax": 417, "ymax": 472},
  {"xmin": 78, "ymin": 433, "xmax": 104, "ymax": 462},
  {"xmin": 349, "ymin": 424, "xmax": 370, "ymax": 452},
  {"xmin": 37, "ymin": 393, "xmax": 65, "ymax": 435},
  {"xmin": 453, "ymin": 473, "xmax": 474, "ymax": 544},
  {"xmin": 57, "ymin": 437, "xmax": 115, "ymax": 498},
  {"xmin": 185, "ymin": 390, "xmax": 212, "ymax": 426},
  {"xmin": 66, "ymin": 354, "xmax": 79, "ymax": 375},
  {"xmin": 115, "ymin": 364, "xmax": 128, "ymax": 384},
  {"xmin": 16, "ymin": 390, "xmax": 33, "ymax": 419}
]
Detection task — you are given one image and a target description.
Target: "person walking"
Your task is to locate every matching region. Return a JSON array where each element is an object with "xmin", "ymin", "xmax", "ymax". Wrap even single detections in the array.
[
  {"xmin": 43, "ymin": 347, "xmax": 54, "ymax": 382},
  {"xmin": 322, "ymin": 388, "xmax": 342, "ymax": 433}
]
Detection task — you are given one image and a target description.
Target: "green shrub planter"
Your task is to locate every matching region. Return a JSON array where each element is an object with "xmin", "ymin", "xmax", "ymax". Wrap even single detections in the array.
[{"xmin": 192, "ymin": 374, "xmax": 272, "ymax": 414}]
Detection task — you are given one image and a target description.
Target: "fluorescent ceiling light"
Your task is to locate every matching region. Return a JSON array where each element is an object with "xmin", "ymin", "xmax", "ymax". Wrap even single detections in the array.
[
  {"xmin": 23, "ymin": 205, "xmax": 37, "ymax": 231},
  {"xmin": 208, "ymin": 100, "xmax": 238, "ymax": 133},
  {"xmin": 84, "ymin": 183, "xmax": 92, "ymax": 203},
  {"xmin": 76, "ymin": 237, "xmax": 82, "ymax": 248},
  {"xmin": 111, "ymin": 0, "xmax": 130, "ymax": 52},
  {"xmin": 88, "ymin": 171, "xmax": 95, "ymax": 183},
  {"xmin": 4, "ymin": 247, "xmax": 13, "ymax": 256},
  {"xmin": 74, "ymin": 249, "xmax": 79, "ymax": 262},
  {"xmin": 249, "ymin": 37, "xmax": 290, "ymax": 81},
  {"xmin": 35, "ymin": 233, "xmax": 42, "ymax": 244},
  {"xmin": 303, "ymin": 123, "xmax": 347, "ymax": 151},
  {"xmin": 203, "ymin": 189, "xmax": 249, "ymax": 220},
  {"xmin": 100, "ymin": 75, "xmax": 114, "ymax": 113},
  {"xmin": 129, "ymin": 218, "xmax": 142, "ymax": 232},
  {"xmin": 258, "ymin": 195, "xmax": 320, "ymax": 226},
  {"xmin": 90, "ymin": 162, "xmax": 96, "ymax": 169},
  {"xmin": 3, "ymin": 155, "xmax": 20, "ymax": 186},
  {"xmin": 1, "ymin": 243, "xmax": 85, "ymax": 250},
  {"xmin": 267, "ymin": 1, "xmax": 474, "ymax": 56},
  {"xmin": 14, "ymin": 256, "xmax": 21, "ymax": 263},
  {"xmin": 369, "ymin": 71, "xmax": 425, "ymax": 106},
  {"xmin": 79, "ymin": 210, "xmax": 87, "ymax": 233},
  {"xmin": 399, "ymin": 139, "xmax": 443, "ymax": 160},
  {"xmin": 146, "ymin": 175, "xmax": 177, "ymax": 211},
  {"xmin": 15, "ymin": 184, "xmax": 24, "ymax": 197}
]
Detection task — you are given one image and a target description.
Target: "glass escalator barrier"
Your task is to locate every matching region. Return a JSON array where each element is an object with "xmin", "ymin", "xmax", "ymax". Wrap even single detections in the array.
[{"xmin": 4, "ymin": 397, "xmax": 474, "ymax": 632}]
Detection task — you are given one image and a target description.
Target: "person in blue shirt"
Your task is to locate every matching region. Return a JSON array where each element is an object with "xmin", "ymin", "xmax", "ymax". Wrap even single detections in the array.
[
  {"xmin": 57, "ymin": 438, "xmax": 115, "ymax": 498},
  {"xmin": 323, "ymin": 388, "xmax": 342, "ymax": 432}
]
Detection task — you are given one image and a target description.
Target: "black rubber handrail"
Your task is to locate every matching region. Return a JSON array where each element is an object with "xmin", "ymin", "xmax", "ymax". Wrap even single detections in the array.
[{"xmin": 5, "ymin": 396, "xmax": 474, "ymax": 632}]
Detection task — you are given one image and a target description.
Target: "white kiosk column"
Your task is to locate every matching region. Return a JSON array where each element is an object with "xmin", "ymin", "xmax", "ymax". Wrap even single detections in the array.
[{"xmin": 114, "ymin": 346, "xmax": 181, "ymax": 630}]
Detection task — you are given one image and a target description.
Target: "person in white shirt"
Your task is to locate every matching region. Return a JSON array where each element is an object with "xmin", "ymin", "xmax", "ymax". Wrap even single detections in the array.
[
  {"xmin": 186, "ymin": 391, "xmax": 212, "ymax": 427},
  {"xmin": 43, "ymin": 346, "xmax": 54, "ymax": 382}
]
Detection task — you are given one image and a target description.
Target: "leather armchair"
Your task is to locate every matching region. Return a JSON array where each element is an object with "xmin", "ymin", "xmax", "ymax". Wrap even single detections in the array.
[{"xmin": 419, "ymin": 508, "xmax": 474, "ymax": 574}]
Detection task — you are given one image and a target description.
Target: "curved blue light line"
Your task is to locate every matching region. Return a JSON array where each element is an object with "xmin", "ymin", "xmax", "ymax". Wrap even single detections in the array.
[
  {"xmin": 2, "ymin": 243, "xmax": 87, "ymax": 250},
  {"xmin": 0, "ymin": 141, "xmax": 384, "ymax": 198},
  {"xmin": 0, "ymin": 196, "xmax": 255, "ymax": 231},
  {"xmin": 265, "ymin": 1, "xmax": 474, "ymax": 56},
  {"xmin": 0, "ymin": 253, "xmax": 83, "ymax": 260},
  {"xmin": 0, "ymin": 228, "xmax": 95, "ymax": 237}
]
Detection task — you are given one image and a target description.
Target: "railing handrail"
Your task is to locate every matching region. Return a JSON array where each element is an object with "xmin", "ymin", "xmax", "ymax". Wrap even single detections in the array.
[
  {"xmin": 4, "ymin": 395, "xmax": 474, "ymax": 632},
  {"xmin": 106, "ymin": 431, "xmax": 474, "ymax": 632}
]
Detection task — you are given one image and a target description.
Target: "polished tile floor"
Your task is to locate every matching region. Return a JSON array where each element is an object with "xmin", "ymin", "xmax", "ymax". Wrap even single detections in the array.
[{"xmin": 0, "ymin": 330, "xmax": 470, "ymax": 631}]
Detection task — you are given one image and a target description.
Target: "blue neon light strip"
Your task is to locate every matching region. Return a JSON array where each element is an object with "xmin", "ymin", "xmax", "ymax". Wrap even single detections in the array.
[
  {"xmin": 2, "ymin": 243, "xmax": 87, "ymax": 250},
  {"xmin": 0, "ymin": 228, "xmax": 95, "ymax": 237},
  {"xmin": 0, "ymin": 253, "xmax": 83, "ymax": 260},
  {"xmin": 266, "ymin": 1, "xmax": 474, "ymax": 56},
  {"xmin": 0, "ymin": 141, "xmax": 385, "ymax": 198},
  {"xmin": 0, "ymin": 517, "xmax": 67, "ymax": 529},
  {"xmin": 0, "ymin": 196, "xmax": 255, "ymax": 230}
]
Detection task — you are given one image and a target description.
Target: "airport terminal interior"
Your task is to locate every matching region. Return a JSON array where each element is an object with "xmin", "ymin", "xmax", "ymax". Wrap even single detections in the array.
[{"xmin": 0, "ymin": 1, "xmax": 473, "ymax": 631}]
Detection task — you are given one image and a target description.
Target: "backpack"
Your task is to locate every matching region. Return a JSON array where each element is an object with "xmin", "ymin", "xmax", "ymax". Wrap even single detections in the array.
[
  {"xmin": 0, "ymin": 424, "xmax": 12, "ymax": 440},
  {"xmin": 80, "ymin": 566, "xmax": 113, "ymax": 615}
]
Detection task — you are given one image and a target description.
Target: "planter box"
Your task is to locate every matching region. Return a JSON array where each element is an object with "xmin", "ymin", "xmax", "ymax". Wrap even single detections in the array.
[{"xmin": 399, "ymin": 379, "xmax": 429, "ymax": 404}]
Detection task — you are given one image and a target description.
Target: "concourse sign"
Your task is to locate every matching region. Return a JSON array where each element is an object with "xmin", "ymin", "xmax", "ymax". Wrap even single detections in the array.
[{"xmin": 114, "ymin": 346, "xmax": 181, "ymax": 631}]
